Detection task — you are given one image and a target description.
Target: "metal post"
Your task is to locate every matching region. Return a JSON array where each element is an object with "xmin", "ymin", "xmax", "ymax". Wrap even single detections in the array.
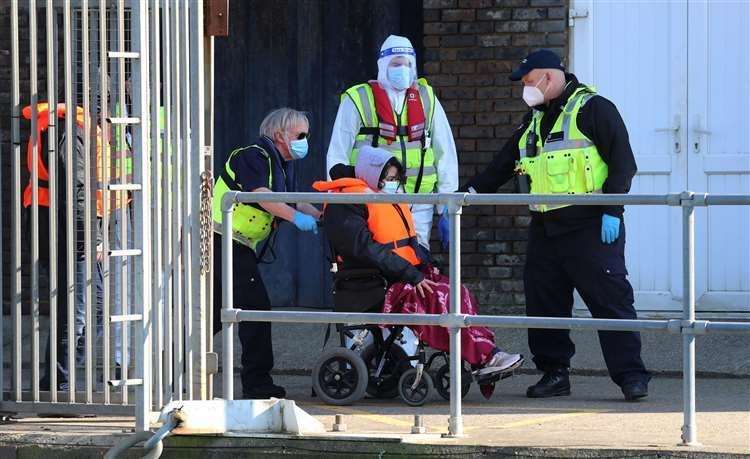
[
  {"xmin": 116, "ymin": 0, "xmax": 129, "ymax": 405},
  {"xmin": 132, "ymin": 0, "xmax": 152, "ymax": 432},
  {"xmin": 63, "ymin": 0, "xmax": 76, "ymax": 402},
  {"xmin": 181, "ymin": 0, "xmax": 194, "ymax": 400},
  {"xmin": 150, "ymin": 0, "xmax": 164, "ymax": 410},
  {"xmin": 161, "ymin": 0, "xmax": 174, "ymax": 403},
  {"xmin": 222, "ymin": 203, "xmax": 235, "ymax": 401},
  {"xmin": 189, "ymin": 0, "xmax": 208, "ymax": 401},
  {"xmin": 46, "ymin": 0, "xmax": 58, "ymax": 403},
  {"xmin": 82, "ymin": 0, "xmax": 95, "ymax": 404},
  {"xmin": 681, "ymin": 193, "xmax": 699, "ymax": 446},
  {"xmin": 10, "ymin": 0, "xmax": 22, "ymax": 403},
  {"xmin": 172, "ymin": 0, "xmax": 184, "ymax": 400},
  {"xmin": 100, "ymin": 0, "xmax": 111, "ymax": 405},
  {"xmin": 29, "ymin": 0, "xmax": 41, "ymax": 403},
  {"xmin": 447, "ymin": 198, "xmax": 464, "ymax": 437}
]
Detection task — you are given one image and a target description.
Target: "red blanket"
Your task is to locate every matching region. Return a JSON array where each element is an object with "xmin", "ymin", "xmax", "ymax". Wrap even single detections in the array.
[{"xmin": 382, "ymin": 266, "xmax": 496, "ymax": 366}]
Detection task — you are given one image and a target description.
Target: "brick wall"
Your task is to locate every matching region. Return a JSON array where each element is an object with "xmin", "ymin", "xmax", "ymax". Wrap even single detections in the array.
[{"xmin": 424, "ymin": 0, "xmax": 570, "ymax": 313}]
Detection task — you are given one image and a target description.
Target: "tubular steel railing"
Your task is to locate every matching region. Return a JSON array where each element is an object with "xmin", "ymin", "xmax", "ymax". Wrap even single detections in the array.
[{"xmin": 221, "ymin": 191, "xmax": 750, "ymax": 444}]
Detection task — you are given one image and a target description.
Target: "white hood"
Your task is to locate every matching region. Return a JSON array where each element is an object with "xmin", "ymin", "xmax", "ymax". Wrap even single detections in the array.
[
  {"xmin": 354, "ymin": 146, "xmax": 396, "ymax": 192},
  {"xmin": 376, "ymin": 35, "xmax": 418, "ymax": 112}
]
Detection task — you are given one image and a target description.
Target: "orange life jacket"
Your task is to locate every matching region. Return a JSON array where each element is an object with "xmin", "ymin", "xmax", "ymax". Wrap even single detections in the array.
[
  {"xmin": 313, "ymin": 177, "xmax": 421, "ymax": 266},
  {"xmin": 22, "ymin": 102, "xmax": 128, "ymax": 217}
]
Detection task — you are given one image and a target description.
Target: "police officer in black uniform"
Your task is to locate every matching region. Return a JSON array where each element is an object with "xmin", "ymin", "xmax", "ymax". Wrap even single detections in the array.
[{"xmin": 460, "ymin": 50, "xmax": 650, "ymax": 401}]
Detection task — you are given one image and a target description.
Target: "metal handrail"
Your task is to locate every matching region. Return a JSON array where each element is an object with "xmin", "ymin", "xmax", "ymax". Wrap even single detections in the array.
[{"xmin": 220, "ymin": 191, "xmax": 750, "ymax": 444}]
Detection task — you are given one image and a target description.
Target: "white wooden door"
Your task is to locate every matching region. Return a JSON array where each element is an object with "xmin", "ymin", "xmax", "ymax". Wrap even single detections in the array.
[
  {"xmin": 687, "ymin": 1, "xmax": 750, "ymax": 312},
  {"xmin": 570, "ymin": 0, "xmax": 689, "ymax": 312}
]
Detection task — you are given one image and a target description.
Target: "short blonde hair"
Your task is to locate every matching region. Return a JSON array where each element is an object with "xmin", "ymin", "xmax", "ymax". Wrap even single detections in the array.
[{"xmin": 259, "ymin": 108, "xmax": 309, "ymax": 138}]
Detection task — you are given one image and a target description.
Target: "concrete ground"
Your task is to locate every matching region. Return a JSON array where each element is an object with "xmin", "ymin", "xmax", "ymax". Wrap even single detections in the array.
[{"xmin": 1, "ymin": 373, "xmax": 748, "ymax": 457}]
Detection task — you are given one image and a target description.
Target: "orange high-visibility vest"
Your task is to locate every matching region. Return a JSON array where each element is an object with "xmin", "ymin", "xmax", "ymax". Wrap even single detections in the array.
[
  {"xmin": 22, "ymin": 102, "xmax": 129, "ymax": 217},
  {"xmin": 313, "ymin": 177, "xmax": 421, "ymax": 266}
]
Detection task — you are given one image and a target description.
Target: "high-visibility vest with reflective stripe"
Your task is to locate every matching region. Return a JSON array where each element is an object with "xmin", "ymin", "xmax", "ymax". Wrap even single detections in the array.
[
  {"xmin": 312, "ymin": 177, "xmax": 421, "ymax": 266},
  {"xmin": 515, "ymin": 87, "xmax": 609, "ymax": 213},
  {"xmin": 21, "ymin": 102, "xmax": 130, "ymax": 217},
  {"xmin": 344, "ymin": 78, "xmax": 437, "ymax": 194},
  {"xmin": 212, "ymin": 144, "xmax": 275, "ymax": 250}
]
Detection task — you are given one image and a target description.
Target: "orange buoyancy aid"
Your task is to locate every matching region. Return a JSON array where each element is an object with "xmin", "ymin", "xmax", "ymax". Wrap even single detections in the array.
[
  {"xmin": 369, "ymin": 81, "xmax": 426, "ymax": 142},
  {"xmin": 22, "ymin": 102, "xmax": 129, "ymax": 217},
  {"xmin": 313, "ymin": 177, "xmax": 421, "ymax": 266}
]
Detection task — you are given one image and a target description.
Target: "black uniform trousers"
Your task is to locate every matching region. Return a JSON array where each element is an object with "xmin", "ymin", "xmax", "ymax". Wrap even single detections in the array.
[
  {"xmin": 212, "ymin": 234, "xmax": 274, "ymax": 392},
  {"xmin": 524, "ymin": 220, "xmax": 650, "ymax": 386}
]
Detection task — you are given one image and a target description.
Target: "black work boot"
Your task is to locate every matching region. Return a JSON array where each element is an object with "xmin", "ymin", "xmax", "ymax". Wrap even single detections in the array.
[
  {"xmin": 621, "ymin": 379, "xmax": 648, "ymax": 401},
  {"xmin": 526, "ymin": 368, "xmax": 571, "ymax": 398},
  {"xmin": 242, "ymin": 383, "xmax": 286, "ymax": 400}
]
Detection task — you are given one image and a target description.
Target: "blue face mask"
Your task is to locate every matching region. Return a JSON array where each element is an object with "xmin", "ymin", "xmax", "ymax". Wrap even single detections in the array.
[
  {"xmin": 288, "ymin": 137, "xmax": 309, "ymax": 160},
  {"xmin": 387, "ymin": 66, "xmax": 412, "ymax": 91},
  {"xmin": 380, "ymin": 181, "xmax": 400, "ymax": 194}
]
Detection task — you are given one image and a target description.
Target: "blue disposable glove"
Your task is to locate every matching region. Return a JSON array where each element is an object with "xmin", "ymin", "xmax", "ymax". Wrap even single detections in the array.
[
  {"xmin": 438, "ymin": 206, "xmax": 450, "ymax": 251},
  {"xmin": 292, "ymin": 211, "xmax": 318, "ymax": 234},
  {"xmin": 601, "ymin": 214, "xmax": 620, "ymax": 244}
]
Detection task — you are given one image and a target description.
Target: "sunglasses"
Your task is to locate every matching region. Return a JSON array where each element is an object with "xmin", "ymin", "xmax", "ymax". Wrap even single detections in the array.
[{"xmin": 296, "ymin": 132, "xmax": 309, "ymax": 140}]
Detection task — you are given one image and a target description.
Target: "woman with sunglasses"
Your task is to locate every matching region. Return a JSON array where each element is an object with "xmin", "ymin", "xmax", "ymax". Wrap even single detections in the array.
[{"xmin": 212, "ymin": 107, "xmax": 321, "ymax": 400}]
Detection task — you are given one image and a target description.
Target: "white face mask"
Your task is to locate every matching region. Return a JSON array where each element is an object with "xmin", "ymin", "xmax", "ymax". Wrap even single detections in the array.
[{"xmin": 522, "ymin": 75, "xmax": 548, "ymax": 107}]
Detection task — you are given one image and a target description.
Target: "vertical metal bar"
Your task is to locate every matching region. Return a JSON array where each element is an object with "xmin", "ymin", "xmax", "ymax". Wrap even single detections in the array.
[
  {"xmin": 172, "ymin": 0, "xmax": 184, "ymax": 400},
  {"xmin": 100, "ymin": 0, "xmax": 111, "ymax": 404},
  {"xmin": 161, "ymin": 0, "xmax": 173, "ymax": 403},
  {"xmin": 81, "ymin": 0, "xmax": 94, "ymax": 404},
  {"xmin": 189, "ymin": 0, "xmax": 207, "ymax": 401},
  {"xmin": 681, "ymin": 196, "xmax": 698, "ymax": 445},
  {"xmin": 46, "ymin": 0, "xmax": 58, "ymax": 404},
  {"xmin": 222, "ymin": 208, "xmax": 234, "ymax": 401},
  {"xmin": 447, "ymin": 200, "xmax": 464, "ymax": 437},
  {"xmin": 132, "ymin": 0, "xmax": 152, "ymax": 432},
  {"xmin": 117, "ymin": 0, "xmax": 128, "ymax": 405},
  {"xmin": 63, "ymin": 0, "xmax": 76, "ymax": 403},
  {"xmin": 10, "ymin": 0, "xmax": 23, "ymax": 403},
  {"xmin": 181, "ymin": 0, "xmax": 194, "ymax": 400},
  {"xmin": 29, "ymin": 0, "xmax": 41, "ymax": 403},
  {"xmin": 205, "ymin": 20, "xmax": 215, "ymax": 400},
  {"xmin": 150, "ymin": 0, "xmax": 163, "ymax": 409}
]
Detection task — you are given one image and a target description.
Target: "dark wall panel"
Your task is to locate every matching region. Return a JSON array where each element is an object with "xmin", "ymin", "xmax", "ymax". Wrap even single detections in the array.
[{"xmin": 214, "ymin": 0, "xmax": 422, "ymax": 308}]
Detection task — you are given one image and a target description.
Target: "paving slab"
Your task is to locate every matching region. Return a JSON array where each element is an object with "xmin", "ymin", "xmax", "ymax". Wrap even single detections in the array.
[{"xmin": 0, "ymin": 374, "xmax": 748, "ymax": 457}]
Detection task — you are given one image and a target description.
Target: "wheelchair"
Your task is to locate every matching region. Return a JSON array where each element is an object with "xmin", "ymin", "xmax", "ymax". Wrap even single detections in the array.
[{"xmin": 311, "ymin": 267, "xmax": 512, "ymax": 406}]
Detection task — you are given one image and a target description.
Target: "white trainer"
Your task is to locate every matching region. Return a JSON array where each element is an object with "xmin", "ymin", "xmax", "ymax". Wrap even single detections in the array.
[{"xmin": 475, "ymin": 351, "xmax": 524, "ymax": 376}]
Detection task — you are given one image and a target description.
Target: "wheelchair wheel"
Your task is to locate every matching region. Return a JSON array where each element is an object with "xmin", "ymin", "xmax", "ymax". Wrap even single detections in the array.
[
  {"xmin": 312, "ymin": 348, "xmax": 368, "ymax": 406},
  {"xmin": 398, "ymin": 368, "xmax": 434, "ymax": 407},
  {"xmin": 434, "ymin": 362, "xmax": 472, "ymax": 401},
  {"xmin": 361, "ymin": 344, "xmax": 410, "ymax": 399}
]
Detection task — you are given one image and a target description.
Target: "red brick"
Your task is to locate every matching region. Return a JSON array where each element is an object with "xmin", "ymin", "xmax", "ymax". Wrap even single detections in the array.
[
  {"xmin": 476, "ymin": 86, "xmax": 511, "ymax": 99},
  {"xmin": 423, "ymin": 35, "xmax": 441, "ymax": 47},
  {"xmin": 424, "ymin": 0, "xmax": 457, "ymax": 8},
  {"xmin": 461, "ymin": 126, "xmax": 494, "ymax": 138},
  {"xmin": 477, "ymin": 9, "xmax": 512, "ymax": 21},
  {"xmin": 460, "ymin": 21, "xmax": 494, "ymax": 34},
  {"xmin": 459, "ymin": 0, "xmax": 493, "ymax": 7},
  {"xmin": 476, "ymin": 112, "xmax": 511, "ymax": 126},
  {"xmin": 459, "ymin": 74, "xmax": 495, "ymax": 85},
  {"xmin": 513, "ymin": 7, "xmax": 547, "ymax": 19},
  {"xmin": 442, "ymin": 61, "xmax": 476, "ymax": 74},
  {"xmin": 424, "ymin": 22, "xmax": 459, "ymax": 35},
  {"xmin": 442, "ymin": 8, "xmax": 476, "ymax": 22},
  {"xmin": 494, "ymin": 20, "xmax": 529, "ymax": 33}
]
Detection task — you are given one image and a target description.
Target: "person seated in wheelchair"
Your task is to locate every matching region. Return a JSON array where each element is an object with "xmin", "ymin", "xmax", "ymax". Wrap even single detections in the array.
[{"xmin": 313, "ymin": 146, "xmax": 524, "ymax": 383}]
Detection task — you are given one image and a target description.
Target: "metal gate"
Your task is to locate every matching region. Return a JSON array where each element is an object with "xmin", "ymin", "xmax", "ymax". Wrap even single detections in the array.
[{"xmin": 1, "ymin": 0, "xmax": 213, "ymax": 432}]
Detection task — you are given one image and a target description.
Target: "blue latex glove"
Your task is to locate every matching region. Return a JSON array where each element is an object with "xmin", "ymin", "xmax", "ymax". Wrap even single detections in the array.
[
  {"xmin": 438, "ymin": 206, "xmax": 450, "ymax": 251},
  {"xmin": 292, "ymin": 211, "xmax": 318, "ymax": 234},
  {"xmin": 601, "ymin": 214, "xmax": 620, "ymax": 244}
]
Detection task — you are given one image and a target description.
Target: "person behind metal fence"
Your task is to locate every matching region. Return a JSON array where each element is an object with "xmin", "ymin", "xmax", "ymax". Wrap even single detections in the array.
[
  {"xmin": 212, "ymin": 107, "xmax": 321, "ymax": 399},
  {"xmin": 326, "ymin": 34, "xmax": 459, "ymax": 262},
  {"xmin": 22, "ymin": 102, "xmax": 131, "ymax": 391},
  {"xmin": 459, "ymin": 49, "xmax": 650, "ymax": 401},
  {"xmin": 314, "ymin": 146, "xmax": 524, "ymax": 394}
]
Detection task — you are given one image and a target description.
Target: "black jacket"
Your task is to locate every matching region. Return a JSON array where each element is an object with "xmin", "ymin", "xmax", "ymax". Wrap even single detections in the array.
[
  {"xmin": 460, "ymin": 73, "xmax": 637, "ymax": 236},
  {"xmin": 323, "ymin": 167, "xmax": 424, "ymax": 286}
]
